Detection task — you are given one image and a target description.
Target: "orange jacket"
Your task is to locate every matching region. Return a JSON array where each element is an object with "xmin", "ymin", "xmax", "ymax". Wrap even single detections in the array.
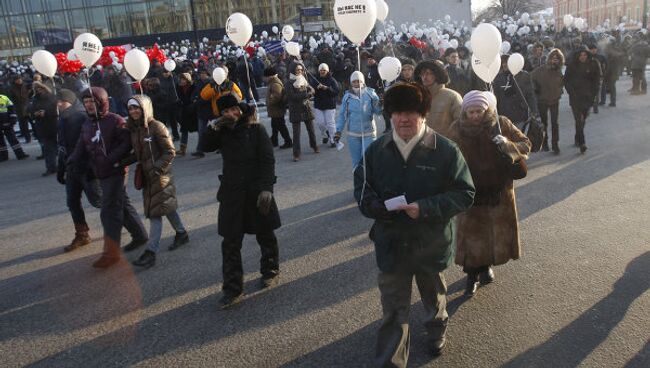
[{"xmin": 200, "ymin": 81, "xmax": 243, "ymax": 117}]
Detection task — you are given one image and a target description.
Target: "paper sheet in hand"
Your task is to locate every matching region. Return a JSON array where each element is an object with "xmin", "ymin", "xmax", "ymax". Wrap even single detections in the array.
[{"xmin": 384, "ymin": 195, "xmax": 407, "ymax": 211}]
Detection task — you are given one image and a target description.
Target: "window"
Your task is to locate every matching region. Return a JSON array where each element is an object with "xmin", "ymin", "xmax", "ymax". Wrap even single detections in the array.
[
  {"xmin": 3, "ymin": 0, "xmax": 25, "ymax": 15},
  {"xmin": 130, "ymin": 2, "xmax": 150, "ymax": 36},
  {"xmin": 68, "ymin": 9, "xmax": 88, "ymax": 37},
  {"xmin": 108, "ymin": 4, "xmax": 131, "ymax": 37},
  {"xmin": 7, "ymin": 15, "xmax": 31, "ymax": 48},
  {"xmin": 0, "ymin": 18, "xmax": 12, "ymax": 49},
  {"xmin": 85, "ymin": 6, "xmax": 111, "ymax": 38},
  {"xmin": 47, "ymin": 11, "xmax": 71, "ymax": 43}
]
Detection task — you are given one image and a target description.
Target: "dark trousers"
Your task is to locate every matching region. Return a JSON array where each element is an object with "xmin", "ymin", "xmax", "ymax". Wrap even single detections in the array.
[
  {"xmin": 631, "ymin": 69, "xmax": 647, "ymax": 93},
  {"xmin": 0, "ymin": 124, "xmax": 26, "ymax": 159},
  {"xmin": 602, "ymin": 77, "xmax": 617, "ymax": 105},
  {"xmin": 383, "ymin": 111, "xmax": 392, "ymax": 132},
  {"xmin": 538, "ymin": 102, "xmax": 560, "ymax": 148},
  {"xmin": 571, "ymin": 106, "xmax": 589, "ymax": 146},
  {"xmin": 42, "ymin": 137, "xmax": 58, "ymax": 172},
  {"xmin": 196, "ymin": 117, "xmax": 208, "ymax": 152},
  {"xmin": 66, "ymin": 169, "xmax": 102, "ymax": 225},
  {"xmin": 221, "ymin": 231, "xmax": 279, "ymax": 296},
  {"xmin": 291, "ymin": 120, "xmax": 317, "ymax": 158},
  {"xmin": 99, "ymin": 174, "xmax": 147, "ymax": 257},
  {"xmin": 159, "ymin": 107, "xmax": 179, "ymax": 139},
  {"xmin": 240, "ymin": 81, "xmax": 260, "ymax": 103},
  {"xmin": 270, "ymin": 117, "xmax": 292, "ymax": 146},
  {"xmin": 18, "ymin": 118, "xmax": 31, "ymax": 142}
]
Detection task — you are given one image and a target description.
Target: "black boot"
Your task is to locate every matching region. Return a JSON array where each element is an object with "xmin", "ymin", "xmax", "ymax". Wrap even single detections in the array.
[
  {"xmin": 479, "ymin": 267, "xmax": 495, "ymax": 285},
  {"xmin": 465, "ymin": 273, "xmax": 479, "ymax": 296},
  {"xmin": 123, "ymin": 237, "xmax": 148, "ymax": 252},
  {"xmin": 541, "ymin": 140, "xmax": 550, "ymax": 152},
  {"xmin": 132, "ymin": 250, "xmax": 156, "ymax": 268},
  {"xmin": 168, "ymin": 231, "xmax": 189, "ymax": 251},
  {"xmin": 219, "ymin": 292, "xmax": 244, "ymax": 309},
  {"xmin": 279, "ymin": 141, "xmax": 292, "ymax": 149}
]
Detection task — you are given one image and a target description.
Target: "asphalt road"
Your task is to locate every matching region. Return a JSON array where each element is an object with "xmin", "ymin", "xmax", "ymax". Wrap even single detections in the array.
[{"xmin": 0, "ymin": 75, "xmax": 649, "ymax": 368}]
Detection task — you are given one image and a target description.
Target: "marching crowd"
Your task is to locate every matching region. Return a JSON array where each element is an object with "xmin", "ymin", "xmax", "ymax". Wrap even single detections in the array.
[{"xmin": 1, "ymin": 21, "xmax": 649, "ymax": 368}]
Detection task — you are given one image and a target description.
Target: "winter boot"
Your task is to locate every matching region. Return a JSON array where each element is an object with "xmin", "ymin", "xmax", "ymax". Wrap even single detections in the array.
[
  {"xmin": 64, "ymin": 223, "xmax": 92, "ymax": 252},
  {"xmin": 465, "ymin": 272, "xmax": 479, "ymax": 296},
  {"xmin": 16, "ymin": 149, "xmax": 29, "ymax": 160},
  {"xmin": 123, "ymin": 237, "xmax": 148, "ymax": 252},
  {"xmin": 132, "ymin": 250, "xmax": 156, "ymax": 268},
  {"xmin": 178, "ymin": 144, "xmax": 187, "ymax": 156},
  {"xmin": 92, "ymin": 237, "xmax": 121, "ymax": 268},
  {"xmin": 168, "ymin": 231, "xmax": 189, "ymax": 251}
]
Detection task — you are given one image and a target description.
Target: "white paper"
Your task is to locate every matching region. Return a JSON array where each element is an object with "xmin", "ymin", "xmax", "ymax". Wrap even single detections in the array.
[
  {"xmin": 384, "ymin": 195, "xmax": 407, "ymax": 212},
  {"xmin": 336, "ymin": 142, "xmax": 345, "ymax": 151}
]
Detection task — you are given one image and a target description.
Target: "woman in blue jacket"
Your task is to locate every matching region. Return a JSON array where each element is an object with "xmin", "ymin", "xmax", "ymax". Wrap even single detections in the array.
[{"xmin": 334, "ymin": 71, "xmax": 382, "ymax": 168}]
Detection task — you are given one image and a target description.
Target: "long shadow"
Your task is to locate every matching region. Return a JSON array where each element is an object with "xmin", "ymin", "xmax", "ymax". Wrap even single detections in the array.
[
  {"xmin": 0, "ymin": 191, "xmax": 371, "ymax": 344},
  {"xmin": 625, "ymin": 339, "xmax": 650, "ymax": 368},
  {"xmin": 502, "ymin": 251, "xmax": 650, "ymax": 368},
  {"xmin": 26, "ymin": 251, "xmax": 377, "ymax": 367},
  {"xmin": 0, "ymin": 247, "xmax": 64, "ymax": 270}
]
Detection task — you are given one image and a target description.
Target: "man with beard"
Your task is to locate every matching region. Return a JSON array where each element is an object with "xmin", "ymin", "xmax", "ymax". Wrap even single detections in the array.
[
  {"xmin": 67, "ymin": 87, "xmax": 148, "ymax": 268},
  {"xmin": 532, "ymin": 49, "xmax": 565, "ymax": 154},
  {"xmin": 201, "ymin": 94, "xmax": 281, "ymax": 309}
]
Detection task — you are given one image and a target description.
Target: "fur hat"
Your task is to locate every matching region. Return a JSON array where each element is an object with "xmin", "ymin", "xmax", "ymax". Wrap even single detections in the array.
[
  {"xmin": 414, "ymin": 59, "xmax": 449, "ymax": 85},
  {"xmin": 57, "ymin": 89, "xmax": 77, "ymax": 104},
  {"xmin": 216, "ymin": 94, "xmax": 242, "ymax": 113},
  {"xmin": 383, "ymin": 82, "xmax": 432, "ymax": 117},
  {"xmin": 263, "ymin": 66, "xmax": 277, "ymax": 77},
  {"xmin": 32, "ymin": 81, "xmax": 52, "ymax": 94}
]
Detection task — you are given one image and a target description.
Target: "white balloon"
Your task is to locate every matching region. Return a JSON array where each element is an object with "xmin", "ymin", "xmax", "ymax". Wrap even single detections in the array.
[
  {"xmin": 449, "ymin": 39, "xmax": 459, "ymax": 49},
  {"xmin": 96, "ymin": 65, "xmax": 103, "ymax": 71},
  {"xmin": 282, "ymin": 25, "xmax": 294, "ymax": 41},
  {"xmin": 500, "ymin": 41, "xmax": 511, "ymax": 54},
  {"xmin": 376, "ymin": 0, "xmax": 389, "ymax": 22},
  {"xmin": 262, "ymin": 31, "xmax": 269, "ymax": 38},
  {"xmin": 212, "ymin": 67, "xmax": 228, "ymax": 85},
  {"xmin": 65, "ymin": 49, "xmax": 77, "ymax": 62},
  {"xmin": 123, "ymin": 49, "xmax": 150, "ymax": 81},
  {"xmin": 470, "ymin": 23, "xmax": 502, "ymax": 63},
  {"xmin": 563, "ymin": 14, "xmax": 574, "ymax": 28},
  {"xmin": 73, "ymin": 33, "xmax": 103, "ymax": 67},
  {"xmin": 378, "ymin": 56, "xmax": 401, "ymax": 83},
  {"xmin": 272, "ymin": 26, "xmax": 279, "ymax": 34},
  {"xmin": 164, "ymin": 59, "xmax": 176, "ymax": 72},
  {"xmin": 333, "ymin": 0, "xmax": 377, "ymax": 45},
  {"xmin": 31, "ymin": 50, "xmax": 57, "ymax": 78},
  {"xmin": 203, "ymin": 37, "xmax": 209, "ymax": 43},
  {"xmin": 226, "ymin": 12, "xmax": 253, "ymax": 47},
  {"xmin": 521, "ymin": 12, "xmax": 530, "ymax": 22},
  {"xmin": 507, "ymin": 53, "xmax": 525, "ymax": 75},
  {"xmin": 444, "ymin": 15, "xmax": 451, "ymax": 23},
  {"xmin": 181, "ymin": 46, "xmax": 189, "ymax": 55},
  {"xmin": 285, "ymin": 41, "xmax": 301, "ymax": 57},
  {"xmin": 471, "ymin": 53, "xmax": 500, "ymax": 83}
]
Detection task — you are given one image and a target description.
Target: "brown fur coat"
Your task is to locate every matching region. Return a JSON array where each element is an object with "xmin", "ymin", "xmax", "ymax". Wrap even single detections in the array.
[{"xmin": 446, "ymin": 111, "xmax": 531, "ymax": 268}]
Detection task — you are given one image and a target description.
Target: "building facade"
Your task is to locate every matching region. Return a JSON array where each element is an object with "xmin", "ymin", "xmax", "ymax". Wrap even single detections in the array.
[
  {"xmin": 554, "ymin": 0, "xmax": 648, "ymax": 30},
  {"xmin": 0, "ymin": 0, "xmax": 335, "ymax": 58}
]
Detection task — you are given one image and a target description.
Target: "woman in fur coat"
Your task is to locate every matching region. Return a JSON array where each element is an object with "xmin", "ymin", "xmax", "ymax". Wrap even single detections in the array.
[{"xmin": 446, "ymin": 91, "xmax": 531, "ymax": 296}]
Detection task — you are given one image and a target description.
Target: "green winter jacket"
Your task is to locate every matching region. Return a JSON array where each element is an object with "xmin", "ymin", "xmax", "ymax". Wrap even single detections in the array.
[{"xmin": 354, "ymin": 127, "xmax": 475, "ymax": 273}]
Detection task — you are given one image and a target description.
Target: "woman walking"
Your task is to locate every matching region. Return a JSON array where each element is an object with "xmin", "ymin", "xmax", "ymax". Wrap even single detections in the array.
[
  {"xmin": 446, "ymin": 91, "xmax": 531, "ymax": 296},
  {"xmin": 125, "ymin": 95, "xmax": 189, "ymax": 269},
  {"xmin": 286, "ymin": 62, "xmax": 318, "ymax": 161},
  {"xmin": 176, "ymin": 72, "xmax": 197, "ymax": 156}
]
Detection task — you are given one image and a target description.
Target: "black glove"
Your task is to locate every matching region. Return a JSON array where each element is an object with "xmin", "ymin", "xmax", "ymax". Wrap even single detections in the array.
[
  {"xmin": 56, "ymin": 168, "xmax": 66, "ymax": 185},
  {"xmin": 363, "ymin": 198, "xmax": 394, "ymax": 221}
]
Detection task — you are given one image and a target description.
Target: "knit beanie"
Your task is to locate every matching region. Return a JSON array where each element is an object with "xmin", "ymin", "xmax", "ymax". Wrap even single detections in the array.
[
  {"xmin": 57, "ymin": 89, "xmax": 77, "ymax": 104},
  {"xmin": 462, "ymin": 90, "xmax": 490, "ymax": 112},
  {"xmin": 350, "ymin": 71, "xmax": 365, "ymax": 84}
]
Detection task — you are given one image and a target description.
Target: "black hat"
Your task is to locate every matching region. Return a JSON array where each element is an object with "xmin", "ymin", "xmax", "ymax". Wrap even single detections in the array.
[
  {"xmin": 414, "ymin": 59, "xmax": 449, "ymax": 85},
  {"xmin": 263, "ymin": 66, "xmax": 277, "ymax": 77},
  {"xmin": 216, "ymin": 94, "xmax": 241, "ymax": 113},
  {"xmin": 383, "ymin": 82, "xmax": 432, "ymax": 117},
  {"xmin": 57, "ymin": 89, "xmax": 77, "ymax": 104}
]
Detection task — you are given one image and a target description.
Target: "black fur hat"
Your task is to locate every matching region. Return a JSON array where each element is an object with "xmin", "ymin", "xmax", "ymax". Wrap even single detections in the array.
[
  {"xmin": 414, "ymin": 59, "xmax": 449, "ymax": 85},
  {"xmin": 216, "ymin": 94, "xmax": 241, "ymax": 112},
  {"xmin": 383, "ymin": 82, "xmax": 432, "ymax": 117}
]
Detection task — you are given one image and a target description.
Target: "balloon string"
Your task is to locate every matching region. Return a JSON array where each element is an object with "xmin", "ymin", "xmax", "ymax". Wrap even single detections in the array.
[
  {"xmin": 489, "ymin": 83, "xmax": 503, "ymax": 136},
  {"xmin": 86, "ymin": 69, "xmax": 107, "ymax": 156},
  {"xmin": 242, "ymin": 50, "xmax": 258, "ymax": 121}
]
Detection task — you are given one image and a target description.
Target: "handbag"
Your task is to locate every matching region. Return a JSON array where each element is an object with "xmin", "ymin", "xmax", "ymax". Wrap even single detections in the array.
[
  {"xmin": 520, "ymin": 116, "xmax": 545, "ymax": 153},
  {"xmin": 134, "ymin": 162, "xmax": 144, "ymax": 190}
]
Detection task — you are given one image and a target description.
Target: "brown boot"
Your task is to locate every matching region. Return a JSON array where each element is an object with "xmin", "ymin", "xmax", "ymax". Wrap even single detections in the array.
[
  {"xmin": 178, "ymin": 144, "xmax": 187, "ymax": 156},
  {"xmin": 92, "ymin": 236, "xmax": 121, "ymax": 268},
  {"xmin": 64, "ymin": 223, "xmax": 92, "ymax": 253}
]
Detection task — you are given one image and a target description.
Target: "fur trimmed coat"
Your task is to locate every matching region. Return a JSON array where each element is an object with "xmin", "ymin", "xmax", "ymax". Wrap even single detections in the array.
[{"xmin": 446, "ymin": 112, "xmax": 531, "ymax": 268}]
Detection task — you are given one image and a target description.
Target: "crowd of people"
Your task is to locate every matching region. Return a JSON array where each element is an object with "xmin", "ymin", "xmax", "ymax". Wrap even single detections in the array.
[{"xmin": 1, "ymin": 15, "xmax": 649, "ymax": 367}]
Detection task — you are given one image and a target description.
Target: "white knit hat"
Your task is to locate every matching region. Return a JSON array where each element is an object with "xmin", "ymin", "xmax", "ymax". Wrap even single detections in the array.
[
  {"xmin": 318, "ymin": 63, "xmax": 329, "ymax": 72},
  {"xmin": 350, "ymin": 71, "xmax": 365, "ymax": 84}
]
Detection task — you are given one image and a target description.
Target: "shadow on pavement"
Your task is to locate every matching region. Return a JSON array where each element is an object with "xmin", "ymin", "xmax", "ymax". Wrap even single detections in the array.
[
  {"xmin": 625, "ymin": 339, "xmax": 650, "ymax": 368},
  {"xmin": 501, "ymin": 251, "xmax": 650, "ymax": 368}
]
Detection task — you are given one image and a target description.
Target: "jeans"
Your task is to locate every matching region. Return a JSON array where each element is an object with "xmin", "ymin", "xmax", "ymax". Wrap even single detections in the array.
[
  {"xmin": 571, "ymin": 105, "xmax": 589, "ymax": 146},
  {"xmin": 347, "ymin": 134, "xmax": 376, "ymax": 168},
  {"xmin": 538, "ymin": 102, "xmax": 559, "ymax": 147},
  {"xmin": 99, "ymin": 174, "xmax": 148, "ymax": 250},
  {"xmin": 65, "ymin": 169, "xmax": 102, "ymax": 225},
  {"xmin": 221, "ymin": 231, "xmax": 279, "ymax": 296},
  {"xmin": 270, "ymin": 117, "xmax": 292, "ymax": 146},
  {"xmin": 196, "ymin": 117, "xmax": 208, "ymax": 152},
  {"xmin": 147, "ymin": 211, "xmax": 186, "ymax": 253},
  {"xmin": 291, "ymin": 120, "xmax": 317, "ymax": 158},
  {"xmin": 313, "ymin": 109, "xmax": 336, "ymax": 144},
  {"xmin": 42, "ymin": 137, "xmax": 58, "ymax": 172}
]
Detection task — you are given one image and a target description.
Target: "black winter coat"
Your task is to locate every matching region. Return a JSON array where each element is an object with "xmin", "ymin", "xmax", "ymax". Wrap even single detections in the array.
[
  {"xmin": 493, "ymin": 71, "xmax": 538, "ymax": 124},
  {"xmin": 564, "ymin": 54, "xmax": 601, "ymax": 110},
  {"xmin": 176, "ymin": 84, "xmax": 197, "ymax": 132},
  {"xmin": 57, "ymin": 101, "xmax": 89, "ymax": 174},
  {"xmin": 309, "ymin": 73, "xmax": 340, "ymax": 110},
  {"xmin": 29, "ymin": 92, "xmax": 58, "ymax": 141},
  {"xmin": 200, "ymin": 109, "xmax": 281, "ymax": 238}
]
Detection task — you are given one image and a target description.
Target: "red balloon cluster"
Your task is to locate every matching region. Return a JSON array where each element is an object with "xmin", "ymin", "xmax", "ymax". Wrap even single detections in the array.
[
  {"xmin": 54, "ymin": 52, "xmax": 83, "ymax": 74},
  {"xmin": 409, "ymin": 37, "xmax": 427, "ymax": 49},
  {"xmin": 245, "ymin": 45, "xmax": 256, "ymax": 58},
  {"xmin": 98, "ymin": 46, "xmax": 126, "ymax": 67},
  {"xmin": 145, "ymin": 44, "xmax": 167, "ymax": 64}
]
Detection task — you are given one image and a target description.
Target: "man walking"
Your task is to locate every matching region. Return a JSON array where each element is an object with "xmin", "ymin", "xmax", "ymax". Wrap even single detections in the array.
[
  {"xmin": 0, "ymin": 93, "xmax": 29, "ymax": 162},
  {"xmin": 354, "ymin": 83, "xmax": 475, "ymax": 366},
  {"xmin": 532, "ymin": 49, "xmax": 565, "ymax": 154}
]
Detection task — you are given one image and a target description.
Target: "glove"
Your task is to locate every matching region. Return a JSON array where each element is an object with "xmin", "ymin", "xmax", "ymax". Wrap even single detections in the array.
[
  {"xmin": 363, "ymin": 198, "xmax": 395, "ymax": 221},
  {"xmin": 492, "ymin": 134, "xmax": 508, "ymax": 145},
  {"xmin": 56, "ymin": 168, "xmax": 66, "ymax": 185},
  {"xmin": 207, "ymin": 119, "xmax": 221, "ymax": 130},
  {"xmin": 257, "ymin": 191, "xmax": 273, "ymax": 215},
  {"xmin": 334, "ymin": 131, "xmax": 342, "ymax": 143}
]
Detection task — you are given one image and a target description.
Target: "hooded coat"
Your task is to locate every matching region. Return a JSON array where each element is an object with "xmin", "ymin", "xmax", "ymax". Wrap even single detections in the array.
[
  {"xmin": 564, "ymin": 47, "xmax": 601, "ymax": 110},
  {"xmin": 57, "ymin": 100, "xmax": 89, "ymax": 174},
  {"xmin": 531, "ymin": 49, "xmax": 565, "ymax": 105},
  {"xmin": 200, "ymin": 105, "xmax": 281, "ymax": 238},
  {"xmin": 424, "ymin": 83, "xmax": 462, "ymax": 138},
  {"xmin": 125, "ymin": 95, "xmax": 178, "ymax": 218},
  {"xmin": 446, "ymin": 111, "xmax": 531, "ymax": 269},
  {"xmin": 286, "ymin": 67, "xmax": 315, "ymax": 123},
  {"xmin": 336, "ymin": 87, "xmax": 382, "ymax": 136},
  {"xmin": 265, "ymin": 75, "xmax": 287, "ymax": 119}
]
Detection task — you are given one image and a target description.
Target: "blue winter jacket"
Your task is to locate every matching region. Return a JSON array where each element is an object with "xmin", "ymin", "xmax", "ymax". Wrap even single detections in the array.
[{"xmin": 336, "ymin": 88, "xmax": 382, "ymax": 137}]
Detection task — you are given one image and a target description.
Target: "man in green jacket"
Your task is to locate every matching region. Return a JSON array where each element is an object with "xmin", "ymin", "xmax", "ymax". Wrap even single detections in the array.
[{"xmin": 354, "ymin": 82, "xmax": 475, "ymax": 366}]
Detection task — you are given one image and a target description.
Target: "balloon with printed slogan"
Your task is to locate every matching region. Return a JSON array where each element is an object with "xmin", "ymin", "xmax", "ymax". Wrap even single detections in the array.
[
  {"xmin": 472, "ymin": 53, "xmax": 500, "ymax": 83},
  {"xmin": 31, "ymin": 50, "xmax": 57, "ymax": 78},
  {"xmin": 212, "ymin": 67, "xmax": 227, "ymax": 85},
  {"xmin": 378, "ymin": 56, "xmax": 401, "ymax": 83},
  {"xmin": 226, "ymin": 13, "xmax": 253, "ymax": 47},
  {"xmin": 73, "ymin": 33, "xmax": 103, "ymax": 67},
  {"xmin": 123, "ymin": 49, "xmax": 150, "ymax": 81},
  {"xmin": 333, "ymin": 0, "xmax": 377, "ymax": 45}
]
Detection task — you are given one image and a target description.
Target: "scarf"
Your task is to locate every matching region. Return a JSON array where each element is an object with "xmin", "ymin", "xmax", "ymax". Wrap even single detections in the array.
[{"xmin": 392, "ymin": 122, "xmax": 426, "ymax": 161}]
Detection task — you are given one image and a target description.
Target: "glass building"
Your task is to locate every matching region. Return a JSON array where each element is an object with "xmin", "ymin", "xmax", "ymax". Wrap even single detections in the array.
[{"xmin": 0, "ymin": 0, "xmax": 335, "ymax": 59}]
